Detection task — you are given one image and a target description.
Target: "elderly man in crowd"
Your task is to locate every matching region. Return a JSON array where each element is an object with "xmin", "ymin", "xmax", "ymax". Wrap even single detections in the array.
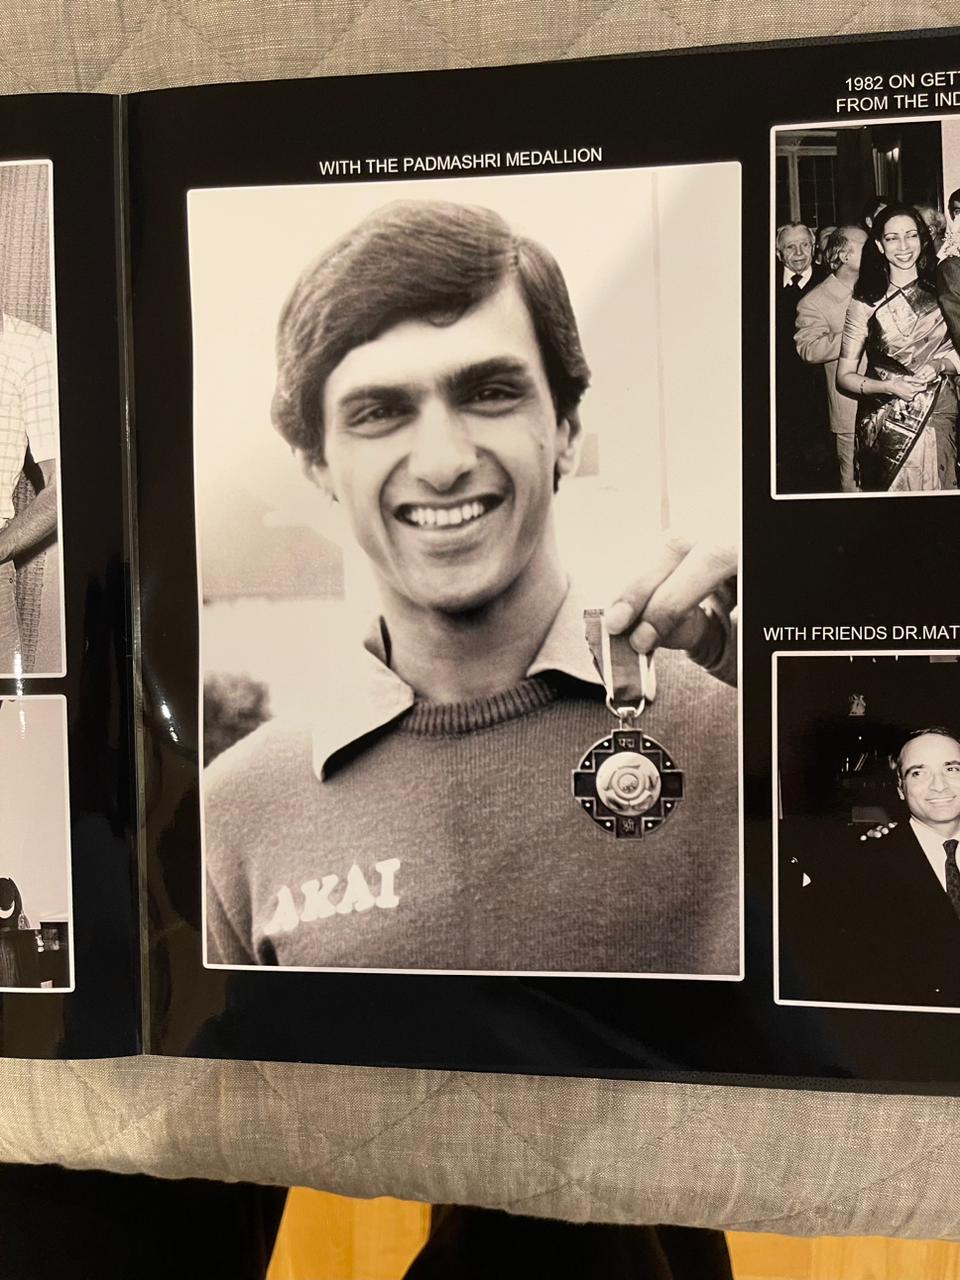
[{"xmin": 794, "ymin": 225, "xmax": 868, "ymax": 493}]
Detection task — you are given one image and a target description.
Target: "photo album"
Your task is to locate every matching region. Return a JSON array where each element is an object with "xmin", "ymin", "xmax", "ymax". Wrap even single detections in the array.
[{"xmin": 5, "ymin": 26, "xmax": 960, "ymax": 1091}]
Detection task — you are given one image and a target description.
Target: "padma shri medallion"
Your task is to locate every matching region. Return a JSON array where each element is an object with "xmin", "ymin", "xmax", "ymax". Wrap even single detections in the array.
[{"xmin": 573, "ymin": 609, "xmax": 685, "ymax": 839}]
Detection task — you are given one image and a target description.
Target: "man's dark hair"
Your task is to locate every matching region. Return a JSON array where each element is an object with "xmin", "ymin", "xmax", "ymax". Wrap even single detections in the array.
[
  {"xmin": 853, "ymin": 204, "xmax": 937, "ymax": 305},
  {"xmin": 891, "ymin": 726, "xmax": 960, "ymax": 780},
  {"xmin": 949, "ymin": 187, "xmax": 960, "ymax": 212},
  {"xmin": 271, "ymin": 199, "xmax": 591, "ymax": 464}
]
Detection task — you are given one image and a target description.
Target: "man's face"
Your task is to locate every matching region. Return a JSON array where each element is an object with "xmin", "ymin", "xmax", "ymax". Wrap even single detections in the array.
[
  {"xmin": 778, "ymin": 228, "xmax": 814, "ymax": 274},
  {"xmin": 897, "ymin": 733, "xmax": 960, "ymax": 832},
  {"xmin": 841, "ymin": 227, "xmax": 868, "ymax": 274},
  {"xmin": 317, "ymin": 280, "xmax": 578, "ymax": 615}
]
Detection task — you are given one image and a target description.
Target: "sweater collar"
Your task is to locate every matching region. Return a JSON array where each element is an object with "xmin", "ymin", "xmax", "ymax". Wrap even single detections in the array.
[{"xmin": 311, "ymin": 584, "xmax": 603, "ymax": 780}]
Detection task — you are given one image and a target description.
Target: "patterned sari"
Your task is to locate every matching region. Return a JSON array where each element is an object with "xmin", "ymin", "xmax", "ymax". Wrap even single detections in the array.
[{"xmin": 841, "ymin": 281, "xmax": 955, "ymax": 491}]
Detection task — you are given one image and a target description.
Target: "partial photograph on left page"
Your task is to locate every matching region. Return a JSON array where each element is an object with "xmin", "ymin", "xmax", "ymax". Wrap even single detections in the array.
[
  {"xmin": 189, "ymin": 163, "xmax": 742, "ymax": 981},
  {"xmin": 0, "ymin": 159, "xmax": 64, "ymax": 677},
  {"xmin": 0, "ymin": 695, "xmax": 72, "ymax": 991}
]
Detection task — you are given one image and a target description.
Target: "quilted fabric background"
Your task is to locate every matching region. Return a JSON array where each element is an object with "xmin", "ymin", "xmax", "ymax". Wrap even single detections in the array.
[
  {"xmin": 0, "ymin": 0, "xmax": 957, "ymax": 92},
  {"xmin": 3, "ymin": 0, "xmax": 960, "ymax": 1237}
]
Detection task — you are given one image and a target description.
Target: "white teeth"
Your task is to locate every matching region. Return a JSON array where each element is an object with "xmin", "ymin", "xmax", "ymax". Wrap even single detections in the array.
[{"xmin": 404, "ymin": 500, "xmax": 490, "ymax": 528}]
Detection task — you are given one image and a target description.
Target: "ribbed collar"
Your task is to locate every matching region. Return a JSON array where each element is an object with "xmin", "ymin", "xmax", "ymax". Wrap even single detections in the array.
[{"xmin": 311, "ymin": 584, "xmax": 603, "ymax": 780}]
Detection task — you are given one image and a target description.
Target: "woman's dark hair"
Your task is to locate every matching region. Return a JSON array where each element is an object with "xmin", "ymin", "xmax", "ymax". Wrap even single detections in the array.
[
  {"xmin": 859, "ymin": 194, "xmax": 886, "ymax": 229},
  {"xmin": 0, "ymin": 878, "xmax": 23, "ymax": 931},
  {"xmin": 853, "ymin": 204, "xmax": 937, "ymax": 305}
]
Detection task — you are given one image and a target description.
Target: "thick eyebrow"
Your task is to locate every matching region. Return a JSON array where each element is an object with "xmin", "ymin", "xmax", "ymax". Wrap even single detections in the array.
[
  {"xmin": 442, "ymin": 356, "xmax": 535, "ymax": 395},
  {"xmin": 332, "ymin": 356, "xmax": 536, "ymax": 419},
  {"xmin": 334, "ymin": 382, "xmax": 420, "ymax": 414}
]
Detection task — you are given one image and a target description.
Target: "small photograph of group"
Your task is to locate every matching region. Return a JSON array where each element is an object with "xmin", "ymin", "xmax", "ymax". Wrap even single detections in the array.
[
  {"xmin": 0, "ymin": 696, "xmax": 72, "ymax": 991},
  {"xmin": 773, "ymin": 118, "xmax": 960, "ymax": 497},
  {"xmin": 775, "ymin": 652, "xmax": 960, "ymax": 1011}
]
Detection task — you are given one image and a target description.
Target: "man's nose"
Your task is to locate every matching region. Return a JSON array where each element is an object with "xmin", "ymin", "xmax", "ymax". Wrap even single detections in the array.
[
  {"xmin": 930, "ymin": 770, "xmax": 951, "ymax": 791},
  {"xmin": 407, "ymin": 403, "xmax": 477, "ymax": 491}
]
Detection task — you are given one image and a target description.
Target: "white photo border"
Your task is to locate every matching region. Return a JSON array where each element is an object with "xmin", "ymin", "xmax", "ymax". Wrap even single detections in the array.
[
  {"xmin": 769, "ymin": 114, "xmax": 960, "ymax": 503},
  {"xmin": 0, "ymin": 157, "xmax": 67, "ymax": 677},
  {"xmin": 0, "ymin": 693, "xmax": 74, "ymax": 994},
  {"xmin": 773, "ymin": 648, "xmax": 960, "ymax": 1013},
  {"xmin": 191, "ymin": 163, "xmax": 745, "ymax": 982}
]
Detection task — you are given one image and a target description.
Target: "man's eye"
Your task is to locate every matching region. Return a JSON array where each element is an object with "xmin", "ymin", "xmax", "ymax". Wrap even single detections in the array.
[
  {"xmin": 467, "ymin": 383, "xmax": 523, "ymax": 409},
  {"xmin": 349, "ymin": 402, "xmax": 408, "ymax": 430}
]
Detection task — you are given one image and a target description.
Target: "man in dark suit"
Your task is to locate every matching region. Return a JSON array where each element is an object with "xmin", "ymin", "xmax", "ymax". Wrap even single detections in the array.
[
  {"xmin": 780, "ymin": 727, "xmax": 960, "ymax": 1008},
  {"xmin": 937, "ymin": 244, "xmax": 960, "ymax": 355},
  {"xmin": 774, "ymin": 223, "xmax": 835, "ymax": 494}
]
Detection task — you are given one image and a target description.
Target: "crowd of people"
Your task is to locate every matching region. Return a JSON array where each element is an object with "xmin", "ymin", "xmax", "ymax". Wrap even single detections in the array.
[{"xmin": 775, "ymin": 189, "xmax": 960, "ymax": 494}]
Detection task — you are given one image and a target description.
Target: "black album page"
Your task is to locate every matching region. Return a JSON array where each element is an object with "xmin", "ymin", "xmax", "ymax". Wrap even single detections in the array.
[
  {"xmin": 131, "ymin": 29, "xmax": 960, "ymax": 1089},
  {"xmin": 0, "ymin": 96, "xmax": 139, "ymax": 1058}
]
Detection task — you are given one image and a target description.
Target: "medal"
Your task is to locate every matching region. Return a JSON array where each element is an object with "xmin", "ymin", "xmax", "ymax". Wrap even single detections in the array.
[{"xmin": 572, "ymin": 609, "xmax": 684, "ymax": 839}]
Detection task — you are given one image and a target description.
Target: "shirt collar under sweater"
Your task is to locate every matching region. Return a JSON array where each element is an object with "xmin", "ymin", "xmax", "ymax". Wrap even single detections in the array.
[{"xmin": 310, "ymin": 584, "xmax": 606, "ymax": 781}]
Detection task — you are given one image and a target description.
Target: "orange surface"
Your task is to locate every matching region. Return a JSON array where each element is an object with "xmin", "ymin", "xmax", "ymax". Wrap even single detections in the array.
[
  {"xmin": 267, "ymin": 1188, "xmax": 430, "ymax": 1280},
  {"xmin": 727, "ymin": 1231, "xmax": 960, "ymax": 1279},
  {"xmin": 269, "ymin": 1191, "xmax": 960, "ymax": 1280}
]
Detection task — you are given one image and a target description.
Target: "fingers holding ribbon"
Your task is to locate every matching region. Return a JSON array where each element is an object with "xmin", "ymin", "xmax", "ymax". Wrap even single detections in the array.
[{"xmin": 604, "ymin": 530, "xmax": 738, "ymax": 662}]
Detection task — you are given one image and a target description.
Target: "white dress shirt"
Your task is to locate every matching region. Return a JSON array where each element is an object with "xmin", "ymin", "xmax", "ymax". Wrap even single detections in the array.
[{"xmin": 910, "ymin": 816, "xmax": 960, "ymax": 892}]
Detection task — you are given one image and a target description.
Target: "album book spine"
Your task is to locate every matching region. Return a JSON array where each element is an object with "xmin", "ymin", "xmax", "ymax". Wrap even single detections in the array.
[{"xmin": 113, "ymin": 93, "xmax": 147, "ymax": 1056}]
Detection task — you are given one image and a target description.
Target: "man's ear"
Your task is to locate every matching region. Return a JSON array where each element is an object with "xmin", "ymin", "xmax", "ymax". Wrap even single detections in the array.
[
  {"xmin": 896, "ymin": 780, "xmax": 905, "ymax": 802},
  {"xmin": 555, "ymin": 409, "xmax": 583, "ymax": 478},
  {"xmin": 299, "ymin": 451, "xmax": 337, "ymax": 501}
]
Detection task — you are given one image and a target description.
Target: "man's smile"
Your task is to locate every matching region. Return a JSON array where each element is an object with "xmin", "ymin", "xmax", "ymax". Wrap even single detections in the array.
[{"xmin": 394, "ymin": 494, "xmax": 504, "ymax": 530}]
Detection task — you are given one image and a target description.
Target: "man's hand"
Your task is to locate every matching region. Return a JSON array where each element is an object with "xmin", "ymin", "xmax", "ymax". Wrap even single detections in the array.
[
  {"xmin": 860, "ymin": 821, "xmax": 898, "ymax": 842},
  {"xmin": 0, "ymin": 459, "xmax": 57, "ymax": 563},
  {"xmin": 604, "ymin": 531, "xmax": 737, "ymax": 655}
]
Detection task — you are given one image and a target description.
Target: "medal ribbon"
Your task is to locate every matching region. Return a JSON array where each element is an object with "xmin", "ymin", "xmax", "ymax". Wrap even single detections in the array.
[{"xmin": 583, "ymin": 609, "xmax": 656, "ymax": 717}]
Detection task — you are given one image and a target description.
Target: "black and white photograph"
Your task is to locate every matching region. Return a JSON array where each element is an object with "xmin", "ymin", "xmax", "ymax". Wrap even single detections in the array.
[
  {"xmin": 0, "ymin": 159, "xmax": 64, "ymax": 676},
  {"xmin": 775, "ymin": 652, "xmax": 960, "ymax": 1011},
  {"xmin": 0, "ymin": 696, "xmax": 72, "ymax": 991},
  {"xmin": 191, "ymin": 164, "xmax": 742, "ymax": 978},
  {"xmin": 773, "ymin": 118, "xmax": 960, "ymax": 498}
]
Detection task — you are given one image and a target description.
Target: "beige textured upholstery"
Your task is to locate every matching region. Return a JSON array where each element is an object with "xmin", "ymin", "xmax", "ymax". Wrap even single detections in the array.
[
  {"xmin": 0, "ymin": 3, "xmax": 954, "ymax": 94},
  {"xmin": 3, "ymin": 0, "xmax": 959, "ymax": 1235}
]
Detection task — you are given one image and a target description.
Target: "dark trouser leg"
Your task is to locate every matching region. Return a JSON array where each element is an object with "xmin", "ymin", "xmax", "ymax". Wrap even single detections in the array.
[
  {"xmin": 0, "ymin": 1163, "xmax": 287, "ymax": 1280},
  {"xmin": 403, "ymin": 1206, "xmax": 733, "ymax": 1280}
]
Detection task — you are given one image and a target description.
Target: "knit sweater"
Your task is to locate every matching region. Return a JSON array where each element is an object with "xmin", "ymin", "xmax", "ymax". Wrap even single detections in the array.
[{"xmin": 204, "ymin": 648, "xmax": 739, "ymax": 976}]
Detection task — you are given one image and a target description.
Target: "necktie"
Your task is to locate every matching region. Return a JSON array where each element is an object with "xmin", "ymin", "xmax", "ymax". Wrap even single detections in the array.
[
  {"xmin": 788, "ymin": 272, "xmax": 802, "ymax": 290},
  {"xmin": 944, "ymin": 839, "xmax": 960, "ymax": 918}
]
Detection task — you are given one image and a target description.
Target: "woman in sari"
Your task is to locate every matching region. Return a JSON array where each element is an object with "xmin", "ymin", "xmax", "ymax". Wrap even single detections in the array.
[{"xmin": 837, "ymin": 204, "xmax": 960, "ymax": 492}]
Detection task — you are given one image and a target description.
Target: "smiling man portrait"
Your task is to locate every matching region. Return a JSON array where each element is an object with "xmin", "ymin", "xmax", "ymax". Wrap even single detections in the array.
[
  {"xmin": 201, "ymin": 192, "xmax": 740, "ymax": 976},
  {"xmin": 784, "ymin": 725, "xmax": 960, "ymax": 1009}
]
